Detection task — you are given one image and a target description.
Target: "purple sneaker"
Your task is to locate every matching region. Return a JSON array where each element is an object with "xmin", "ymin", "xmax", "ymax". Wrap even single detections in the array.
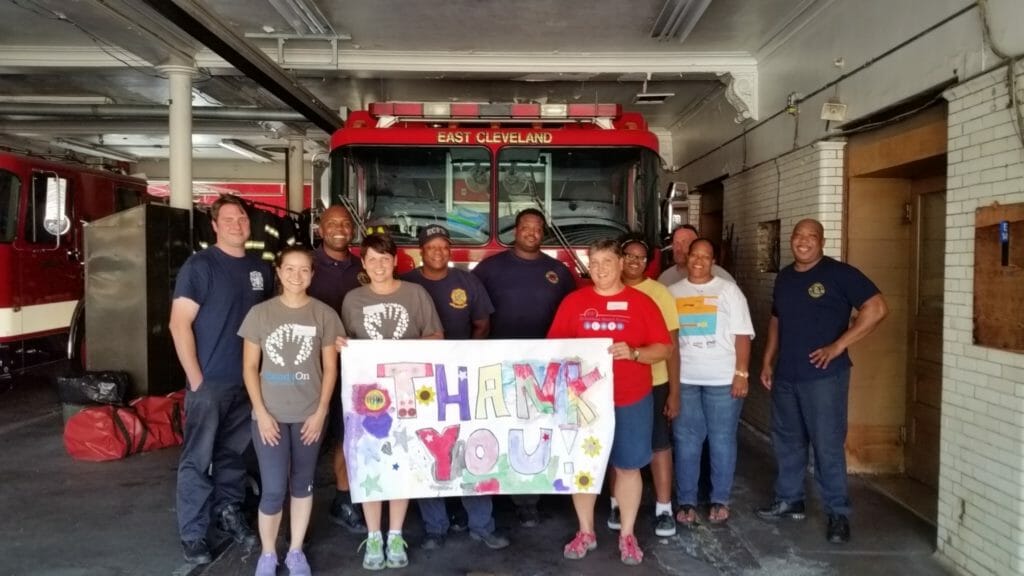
[
  {"xmin": 285, "ymin": 549, "xmax": 311, "ymax": 576},
  {"xmin": 255, "ymin": 552, "xmax": 277, "ymax": 576}
]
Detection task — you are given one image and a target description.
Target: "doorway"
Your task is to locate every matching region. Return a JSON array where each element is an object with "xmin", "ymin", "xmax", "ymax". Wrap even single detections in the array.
[{"xmin": 845, "ymin": 103, "xmax": 947, "ymax": 524}]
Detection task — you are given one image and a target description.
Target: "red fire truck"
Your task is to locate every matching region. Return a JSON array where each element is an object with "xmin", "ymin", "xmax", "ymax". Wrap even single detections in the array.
[
  {"xmin": 328, "ymin": 102, "xmax": 664, "ymax": 277},
  {"xmin": 0, "ymin": 152, "xmax": 148, "ymax": 377}
]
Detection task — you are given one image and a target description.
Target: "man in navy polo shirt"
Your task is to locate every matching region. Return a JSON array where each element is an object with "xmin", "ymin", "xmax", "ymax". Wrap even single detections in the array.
[
  {"xmin": 306, "ymin": 204, "xmax": 368, "ymax": 533},
  {"xmin": 170, "ymin": 195, "xmax": 272, "ymax": 564},
  {"xmin": 401, "ymin": 224, "xmax": 509, "ymax": 550},
  {"xmin": 756, "ymin": 219, "xmax": 888, "ymax": 545},
  {"xmin": 472, "ymin": 208, "xmax": 575, "ymax": 527}
]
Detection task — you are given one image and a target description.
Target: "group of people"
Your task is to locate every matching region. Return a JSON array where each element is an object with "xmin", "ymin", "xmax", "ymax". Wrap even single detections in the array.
[{"xmin": 170, "ymin": 194, "xmax": 887, "ymax": 574}]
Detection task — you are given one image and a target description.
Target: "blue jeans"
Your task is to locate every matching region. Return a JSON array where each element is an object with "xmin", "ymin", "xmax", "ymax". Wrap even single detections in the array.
[
  {"xmin": 177, "ymin": 385, "xmax": 252, "ymax": 541},
  {"xmin": 672, "ymin": 384, "xmax": 743, "ymax": 506},
  {"xmin": 418, "ymin": 496, "xmax": 495, "ymax": 537},
  {"xmin": 771, "ymin": 369, "xmax": 850, "ymax": 516}
]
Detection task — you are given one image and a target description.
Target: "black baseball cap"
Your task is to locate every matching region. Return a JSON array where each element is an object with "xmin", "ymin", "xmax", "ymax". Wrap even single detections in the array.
[{"xmin": 418, "ymin": 224, "xmax": 451, "ymax": 246}]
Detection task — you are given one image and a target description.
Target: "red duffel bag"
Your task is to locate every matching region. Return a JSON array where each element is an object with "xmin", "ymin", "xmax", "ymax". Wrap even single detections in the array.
[
  {"xmin": 63, "ymin": 406, "xmax": 148, "ymax": 462},
  {"xmin": 132, "ymin": 392, "xmax": 185, "ymax": 451}
]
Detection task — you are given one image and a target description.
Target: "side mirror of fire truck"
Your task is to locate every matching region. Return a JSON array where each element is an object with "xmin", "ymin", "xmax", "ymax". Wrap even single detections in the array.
[{"xmin": 662, "ymin": 182, "xmax": 689, "ymax": 236}]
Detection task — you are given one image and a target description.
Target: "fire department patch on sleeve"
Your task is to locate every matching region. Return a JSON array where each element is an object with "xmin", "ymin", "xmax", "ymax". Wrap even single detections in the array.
[
  {"xmin": 449, "ymin": 288, "xmax": 468, "ymax": 309},
  {"xmin": 545, "ymin": 270, "xmax": 560, "ymax": 284},
  {"xmin": 357, "ymin": 271, "xmax": 370, "ymax": 285}
]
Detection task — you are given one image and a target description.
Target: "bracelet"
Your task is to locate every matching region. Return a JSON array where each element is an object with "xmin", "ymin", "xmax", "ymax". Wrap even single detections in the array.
[
  {"xmin": 631, "ymin": 347, "xmax": 640, "ymax": 361},
  {"xmin": 734, "ymin": 370, "xmax": 749, "ymax": 378}
]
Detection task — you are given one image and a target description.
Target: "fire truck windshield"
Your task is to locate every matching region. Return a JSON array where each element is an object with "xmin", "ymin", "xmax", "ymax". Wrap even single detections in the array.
[
  {"xmin": 495, "ymin": 147, "xmax": 639, "ymax": 245},
  {"xmin": 333, "ymin": 145, "xmax": 648, "ymax": 248},
  {"xmin": 333, "ymin": 146, "xmax": 491, "ymax": 245},
  {"xmin": 0, "ymin": 170, "xmax": 19, "ymax": 242}
]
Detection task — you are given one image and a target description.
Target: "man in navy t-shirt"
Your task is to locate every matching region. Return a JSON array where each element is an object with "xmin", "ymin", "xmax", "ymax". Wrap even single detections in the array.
[
  {"xmin": 306, "ymin": 205, "xmax": 369, "ymax": 534},
  {"xmin": 472, "ymin": 208, "xmax": 575, "ymax": 527},
  {"xmin": 755, "ymin": 219, "xmax": 888, "ymax": 545},
  {"xmin": 401, "ymin": 225, "xmax": 509, "ymax": 550},
  {"xmin": 170, "ymin": 195, "xmax": 272, "ymax": 564}
]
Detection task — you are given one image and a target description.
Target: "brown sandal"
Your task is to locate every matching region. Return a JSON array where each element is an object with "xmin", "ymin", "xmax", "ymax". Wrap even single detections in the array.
[
  {"xmin": 675, "ymin": 505, "xmax": 698, "ymax": 526},
  {"xmin": 709, "ymin": 503, "xmax": 730, "ymax": 524}
]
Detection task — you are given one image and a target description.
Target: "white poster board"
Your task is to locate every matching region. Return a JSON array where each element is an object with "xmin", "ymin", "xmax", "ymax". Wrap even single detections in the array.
[{"xmin": 340, "ymin": 339, "xmax": 614, "ymax": 503}]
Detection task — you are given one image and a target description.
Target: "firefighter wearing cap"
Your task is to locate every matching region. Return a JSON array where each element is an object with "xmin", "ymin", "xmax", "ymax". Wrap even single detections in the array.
[
  {"xmin": 307, "ymin": 205, "xmax": 368, "ymax": 534},
  {"xmin": 399, "ymin": 225, "xmax": 509, "ymax": 550}
]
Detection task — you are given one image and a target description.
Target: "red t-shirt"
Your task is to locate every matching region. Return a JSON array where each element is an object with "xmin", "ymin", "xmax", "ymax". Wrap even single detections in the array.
[{"xmin": 547, "ymin": 285, "xmax": 670, "ymax": 406}]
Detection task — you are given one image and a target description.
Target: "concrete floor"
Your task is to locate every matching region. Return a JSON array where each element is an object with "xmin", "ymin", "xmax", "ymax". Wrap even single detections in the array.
[{"xmin": 0, "ymin": 370, "xmax": 955, "ymax": 576}]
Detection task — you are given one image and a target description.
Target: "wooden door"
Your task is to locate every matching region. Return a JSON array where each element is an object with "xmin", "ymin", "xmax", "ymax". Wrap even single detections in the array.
[{"xmin": 905, "ymin": 184, "xmax": 945, "ymax": 488}]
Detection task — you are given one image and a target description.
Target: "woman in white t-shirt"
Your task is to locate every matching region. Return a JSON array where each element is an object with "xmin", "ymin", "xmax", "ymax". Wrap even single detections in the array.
[{"xmin": 668, "ymin": 238, "xmax": 754, "ymax": 526}]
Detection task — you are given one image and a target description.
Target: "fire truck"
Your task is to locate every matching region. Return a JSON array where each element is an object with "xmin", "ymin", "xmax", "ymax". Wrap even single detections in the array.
[
  {"xmin": 328, "ymin": 102, "xmax": 664, "ymax": 277},
  {"xmin": 0, "ymin": 152, "xmax": 148, "ymax": 377}
]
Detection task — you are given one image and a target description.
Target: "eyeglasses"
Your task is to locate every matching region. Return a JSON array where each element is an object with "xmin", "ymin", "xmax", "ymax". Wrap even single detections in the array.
[{"xmin": 623, "ymin": 254, "xmax": 647, "ymax": 263}]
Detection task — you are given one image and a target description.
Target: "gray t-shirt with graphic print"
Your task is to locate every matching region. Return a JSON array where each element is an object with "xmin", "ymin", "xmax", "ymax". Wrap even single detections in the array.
[
  {"xmin": 340, "ymin": 281, "xmax": 443, "ymax": 341},
  {"xmin": 238, "ymin": 297, "xmax": 345, "ymax": 423}
]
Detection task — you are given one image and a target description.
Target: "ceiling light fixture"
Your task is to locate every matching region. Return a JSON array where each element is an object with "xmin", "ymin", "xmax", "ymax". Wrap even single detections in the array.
[
  {"xmin": 634, "ymin": 74, "xmax": 675, "ymax": 105},
  {"xmin": 51, "ymin": 138, "xmax": 138, "ymax": 162},
  {"xmin": 267, "ymin": 0, "xmax": 334, "ymax": 35},
  {"xmin": 0, "ymin": 95, "xmax": 114, "ymax": 105},
  {"xmin": 219, "ymin": 139, "xmax": 275, "ymax": 163},
  {"xmin": 650, "ymin": 0, "xmax": 714, "ymax": 43}
]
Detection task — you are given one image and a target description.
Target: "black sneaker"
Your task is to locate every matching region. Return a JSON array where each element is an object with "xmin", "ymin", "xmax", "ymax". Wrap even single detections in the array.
[
  {"xmin": 182, "ymin": 538, "xmax": 213, "ymax": 564},
  {"xmin": 329, "ymin": 500, "xmax": 368, "ymax": 534},
  {"xmin": 754, "ymin": 500, "xmax": 806, "ymax": 521},
  {"xmin": 420, "ymin": 533, "xmax": 446, "ymax": 550},
  {"xmin": 827, "ymin": 514, "xmax": 850, "ymax": 544},
  {"xmin": 654, "ymin": 511, "xmax": 677, "ymax": 537},
  {"xmin": 516, "ymin": 505, "xmax": 540, "ymax": 528},
  {"xmin": 470, "ymin": 530, "xmax": 510, "ymax": 550},
  {"xmin": 217, "ymin": 505, "xmax": 257, "ymax": 547}
]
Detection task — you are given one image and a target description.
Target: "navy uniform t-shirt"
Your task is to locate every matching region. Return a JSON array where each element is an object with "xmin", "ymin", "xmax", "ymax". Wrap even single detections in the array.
[
  {"xmin": 473, "ymin": 250, "xmax": 575, "ymax": 338},
  {"xmin": 308, "ymin": 247, "xmax": 366, "ymax": 314},
  {"xmin": 400, "ymin": 268, "xmax": 494, "ymax": 340},
  {"xmin": 173, "ymin": 246, "xmax": 272, "ymax": 389},
  {"xmin": 772, "ymin": 256, "xmax": 879, "ymax": 381}
]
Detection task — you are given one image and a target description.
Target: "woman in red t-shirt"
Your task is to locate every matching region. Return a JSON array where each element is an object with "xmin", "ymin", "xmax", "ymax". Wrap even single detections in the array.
[{"xmin": 547, "ymin": 238, "xmax": 671, "ymax": 566}]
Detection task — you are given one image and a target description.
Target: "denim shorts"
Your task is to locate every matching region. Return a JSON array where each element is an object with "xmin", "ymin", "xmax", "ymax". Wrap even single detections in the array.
[{"xmin": 610, "ymin": 392, "xmax": 654, "ymax": 470}]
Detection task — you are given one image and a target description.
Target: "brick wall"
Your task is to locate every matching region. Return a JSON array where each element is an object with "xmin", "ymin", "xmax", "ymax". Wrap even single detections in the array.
[
  {"xmin": 937, "ymin": 61, "xmax": 1024, "ymax": 576},
  {"xmin": 722, "ymin": 141, "xmax": 846, "ymax": 432}
]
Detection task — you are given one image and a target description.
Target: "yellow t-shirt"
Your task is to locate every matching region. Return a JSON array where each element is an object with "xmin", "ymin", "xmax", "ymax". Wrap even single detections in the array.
[{"xmin": 633, "ymin": 278, "xmax": 680, "ymax": 386}]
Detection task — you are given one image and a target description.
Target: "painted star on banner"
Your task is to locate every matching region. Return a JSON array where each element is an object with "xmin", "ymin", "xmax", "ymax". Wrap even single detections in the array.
[{"xmin": 360, "ymin": 474, "xmax": 382, "ymax": 495}]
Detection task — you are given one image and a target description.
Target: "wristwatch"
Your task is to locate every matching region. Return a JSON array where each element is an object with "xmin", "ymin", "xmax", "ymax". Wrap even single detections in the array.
[
  {"xmin": 734, "ymin": 370, "xmax": 749, "ymax": 378},
  {"xmin": 631, "ymin": 347, "xmax": 640, "ymax": 361}
]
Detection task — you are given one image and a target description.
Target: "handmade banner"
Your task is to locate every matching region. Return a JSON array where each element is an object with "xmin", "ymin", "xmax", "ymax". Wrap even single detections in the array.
[{"xmin": 341, "ymin": 338, "xmax": 614, "ymax": 503}]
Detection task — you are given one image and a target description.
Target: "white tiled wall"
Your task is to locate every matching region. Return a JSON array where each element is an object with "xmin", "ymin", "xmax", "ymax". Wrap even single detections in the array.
[{"xmin": 937, "ymin": 61, "xmax": 1024, "ymax": 576}]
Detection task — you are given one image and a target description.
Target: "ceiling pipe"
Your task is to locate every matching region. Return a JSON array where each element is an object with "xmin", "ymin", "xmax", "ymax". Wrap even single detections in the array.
[{"xmin": 0, "ymin": 103, "xmax": 307, "ymax": 121}]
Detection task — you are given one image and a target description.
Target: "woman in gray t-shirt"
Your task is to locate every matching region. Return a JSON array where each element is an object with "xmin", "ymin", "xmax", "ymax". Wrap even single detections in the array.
[
  {"xmin": 239, "ymin": 246, "xmax": 344, "ymax": 576},
  {"xmin": 339, "ymin": 233, "xmax": 442, "ymax": 570}
]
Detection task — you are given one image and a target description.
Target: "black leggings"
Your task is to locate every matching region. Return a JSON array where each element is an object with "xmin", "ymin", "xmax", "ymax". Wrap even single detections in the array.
[{"xmin": 251, "ymin": 420, "xmax": 323, "ymax": 515}]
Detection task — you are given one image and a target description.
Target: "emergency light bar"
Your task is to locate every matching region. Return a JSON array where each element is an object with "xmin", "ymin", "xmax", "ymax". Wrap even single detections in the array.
[{"xmin": 369, "ymin": 102, "xmax": 622, "ymax": 122}]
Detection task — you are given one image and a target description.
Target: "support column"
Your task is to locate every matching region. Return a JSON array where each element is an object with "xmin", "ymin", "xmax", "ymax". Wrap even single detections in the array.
[
  {"xmin": 157, "ymin": 60, "xmax": 196, "ymax": 210},
  {"xmin": 287, "ymin": 136, "xmax": 305, "ymax": 213}
]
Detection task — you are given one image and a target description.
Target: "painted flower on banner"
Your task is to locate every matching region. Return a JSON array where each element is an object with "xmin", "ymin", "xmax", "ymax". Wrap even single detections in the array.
[
  {"xmin": 416, "ymin": 386, "xmax": 436, "ymax": 405},
  {"xmin": 582, "ymin": 436, "xmax": 602, "ymax": 458},
  {"xmin": 574, "ymin": 471, "xmax": 594, "ymax": 491}
]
